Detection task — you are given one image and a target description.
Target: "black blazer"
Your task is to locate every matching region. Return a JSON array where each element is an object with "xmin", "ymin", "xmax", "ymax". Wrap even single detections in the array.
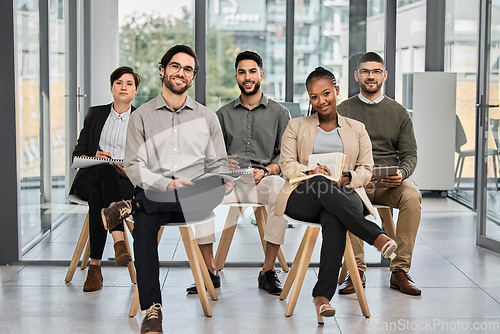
[{"xmin": 69, "ymin": 103, "xmax": 136, "ymax": 197}]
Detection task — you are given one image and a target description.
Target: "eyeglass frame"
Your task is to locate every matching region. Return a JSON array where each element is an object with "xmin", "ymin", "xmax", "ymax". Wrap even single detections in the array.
[
  {"xmin": 167, "ymin": 62, "xmax": 197, "ymax": 76},
  {"xmin": 357, "ymin": 68, "xmax": 385, "ymax": 76}
]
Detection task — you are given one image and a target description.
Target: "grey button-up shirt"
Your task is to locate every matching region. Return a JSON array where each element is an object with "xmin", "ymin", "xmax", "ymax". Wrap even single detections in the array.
[
  {"xmin": 125, "ymin": 94, "xmax": 228, "ymax": 192},
  {"xmin": 216, "ymin": 94, "xmax": 291, "ymax": 169}
]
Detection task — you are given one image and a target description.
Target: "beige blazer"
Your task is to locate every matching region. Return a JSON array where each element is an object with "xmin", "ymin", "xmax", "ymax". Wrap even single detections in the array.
[{"xmin": 275, "ymin": 113, "xmax": 376, "ymax": 217}]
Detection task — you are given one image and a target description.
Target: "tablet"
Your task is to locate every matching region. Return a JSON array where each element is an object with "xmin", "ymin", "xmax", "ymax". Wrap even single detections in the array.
[{"xmin": 371, "ymin": 166, "xmax": 398, "ymax": 188}]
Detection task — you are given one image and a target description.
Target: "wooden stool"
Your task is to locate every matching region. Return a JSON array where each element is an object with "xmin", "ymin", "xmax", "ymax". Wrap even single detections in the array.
[
  {"xmin": 338, "ymin": 205, "xmax": 397, "ymax": 284},
  {"xmin": 64, "ymin": 204, "xmax": 136, "ymax": 284},
  {"xmin": 279, "ymin": 216, "xmax": 370, "ymax": 319},
  {"xmin": 128, "ymin": 214, "xmax": 218, "ymax": 318},
  {"xmin": 214, "ymin": 203, "xmax": 289, "ymax": 272}
]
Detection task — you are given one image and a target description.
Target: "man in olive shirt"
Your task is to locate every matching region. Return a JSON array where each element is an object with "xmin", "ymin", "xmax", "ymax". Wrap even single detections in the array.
[
  {"xmin": 187, "ymin": 51, "xmax": 291, "ymax": 295},
  {"xmin": 337, "ymin": 52, "xmax": 422, "ymax": 296}
]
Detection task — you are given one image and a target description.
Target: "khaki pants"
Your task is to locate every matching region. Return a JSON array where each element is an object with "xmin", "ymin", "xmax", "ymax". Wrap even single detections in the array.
[
  {"xmin": 349, "ymin": 178, "xmax": 422, "ymax": 272},
  {"xmin": 194, "ymin": 175, "xmax": 288, "ymax": 245}
]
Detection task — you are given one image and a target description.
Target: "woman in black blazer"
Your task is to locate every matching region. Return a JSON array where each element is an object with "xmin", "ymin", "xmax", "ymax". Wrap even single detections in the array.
[{"xmin": 69, "ymin": 66, "xmax": 140, "ymax": 292}]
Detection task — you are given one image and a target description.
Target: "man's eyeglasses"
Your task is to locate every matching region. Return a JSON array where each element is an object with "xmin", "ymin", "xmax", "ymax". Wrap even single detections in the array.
[
  {"xmin": 168, "ymin": 62, "xmax": 196, "ymax": 76},
  {"xmin": 357, "ymin": 69, "xmax": 385, "ymax": 76}
]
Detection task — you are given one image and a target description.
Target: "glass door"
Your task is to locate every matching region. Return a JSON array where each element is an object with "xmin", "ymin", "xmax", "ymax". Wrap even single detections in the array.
[{"xmin": 476, "ymin": 0, "xmax": 500, "ymax": 251}]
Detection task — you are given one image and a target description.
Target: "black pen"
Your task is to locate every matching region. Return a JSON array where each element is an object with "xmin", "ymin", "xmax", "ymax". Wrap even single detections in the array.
[{"xmin": 317, "ymin": 163, "xmax": 331, "ymax": 176}]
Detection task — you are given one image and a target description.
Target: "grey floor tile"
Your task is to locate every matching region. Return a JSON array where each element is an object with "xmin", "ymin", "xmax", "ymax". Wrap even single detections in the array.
[{"xmin": 3, "ymin": 195, "xmax": 500, "ymax": 333}]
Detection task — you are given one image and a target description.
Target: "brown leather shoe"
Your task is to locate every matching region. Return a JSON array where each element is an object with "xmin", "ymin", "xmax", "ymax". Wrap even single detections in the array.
[
  {"xmin": 101, "ymin": 200, "xmax": 132, "ymax": 230},
  {"xmin": 141, "ymin": 303, "xmax": 163, "ymax": 333},
  {"xmin": 338, "ymin": 269, "xmax": 366, "ymax": 295},
  {"xmin": 83, "ymin": 264, "xmax": 103, "ymax": 292},
  {"xmin": 390, "ymin": 270, "xmax": 421, "ymax": 295},
  {"xmin": 113, "ymin": 240, "xmax": 132, "ymax": 266}
]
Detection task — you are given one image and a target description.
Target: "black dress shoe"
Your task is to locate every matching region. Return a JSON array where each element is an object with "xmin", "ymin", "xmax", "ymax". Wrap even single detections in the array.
[
  {"xmin": 258, "ymin": 269, "xmax": 283, "ymax": 295},
  {"xmin": 186, "ymin": 270, "xmax": 220, "ymax": 294}
]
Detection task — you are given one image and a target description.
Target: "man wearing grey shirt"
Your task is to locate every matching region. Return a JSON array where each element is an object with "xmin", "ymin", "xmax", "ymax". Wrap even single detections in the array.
[
  {"xmin": 186, "ymin": 51, "xmax": 291, "ymax": 296},
  {"xmin": 101, "ymin": 45, "xmax": 229, "ymax": 334}
]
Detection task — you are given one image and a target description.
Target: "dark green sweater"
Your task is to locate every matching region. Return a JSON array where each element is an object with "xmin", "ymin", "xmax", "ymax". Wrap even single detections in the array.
[{"xmin": 337, "ymin": 95, "xmax": 417, "ymax": 180}]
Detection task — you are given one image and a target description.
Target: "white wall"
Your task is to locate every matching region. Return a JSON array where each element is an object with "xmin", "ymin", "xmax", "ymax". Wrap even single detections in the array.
[{"xmin": 90, "ymin": 0, "xmax": 119, "ymax": 106}]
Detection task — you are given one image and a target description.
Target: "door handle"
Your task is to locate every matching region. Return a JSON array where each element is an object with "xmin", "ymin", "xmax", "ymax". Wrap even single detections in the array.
[{"xmin": 476, "ymin": 104, "xmax": 499, "ymax": 108}]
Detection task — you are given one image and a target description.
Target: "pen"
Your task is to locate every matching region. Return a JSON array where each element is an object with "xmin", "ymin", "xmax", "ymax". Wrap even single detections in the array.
[{"xmin": 317, "ymin": 163, "xmax": 331, "ymax": 176}]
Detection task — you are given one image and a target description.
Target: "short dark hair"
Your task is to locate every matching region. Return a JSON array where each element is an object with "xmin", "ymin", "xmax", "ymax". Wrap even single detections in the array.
[
  {"xmin": 357, "ymin": 52, "xmax": 385, "ymax": 68},
  {"xmin": 110, "ymin": 66, "xmax": 140, "ymax": 88},
  {"xmin": 235, "ymin": 50, "xmax": 263, "ymax": 71},
  {"xmin": 158, "ymin": 44, "xmax": 200, "ymax": 74}
]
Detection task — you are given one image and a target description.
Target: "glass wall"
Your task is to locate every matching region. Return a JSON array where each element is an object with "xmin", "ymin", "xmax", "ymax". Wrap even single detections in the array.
[
  {"xmin": 17, "ymin": 0, "xmax": 43, "ymax": 249},
  {"xmin": 205, "ymin": 0, "xmax": 286, "ymax": 112},
  {"xmin": 118, "ymin": 0, "xmax": 195, "ymax": 107},
  {"xmin": 483, "ymin": 0, "xmax": 500, "ymax": 243},
  {"xmin": 394, "ymin": 0, "xmax": 425, "ymax": 103},
  {"xmin": 446, "ymin": 0, "xmax": 480, "ymax": 205},
  {"xmin": 291, "ymin": 0, "xmax": 386, "ymax": 114},
  {"xmin": 14, "ymin": 0, "xmax": 500, "ymax": 261},
  {"xmin": 49, "ymin": 0, "xmax": 67, "ymax": 205}
]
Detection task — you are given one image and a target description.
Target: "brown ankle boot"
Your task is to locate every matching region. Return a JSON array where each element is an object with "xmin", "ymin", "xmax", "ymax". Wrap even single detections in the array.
[
  {"xmin": 114, "ymin": 240, "xmax": 132, "ymax": 266},
  {"xmin": 83, "ymin": 264, "xmax": 103, "ymax": 292},
  {"xmin": 101, "ymin": 200, "xmax": 133, "ymax": 230}
]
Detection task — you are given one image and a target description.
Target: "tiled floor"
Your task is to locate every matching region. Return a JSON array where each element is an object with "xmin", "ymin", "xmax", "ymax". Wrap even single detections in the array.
[{"xmin": 2, "ymin": 193, "xmax": 500, "ymax": 333}]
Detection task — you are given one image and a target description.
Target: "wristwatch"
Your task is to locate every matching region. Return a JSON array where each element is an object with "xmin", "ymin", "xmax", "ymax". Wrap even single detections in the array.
[{"xmin": 263, "ymin": 169, "xmax": 270, "ymax": 178}]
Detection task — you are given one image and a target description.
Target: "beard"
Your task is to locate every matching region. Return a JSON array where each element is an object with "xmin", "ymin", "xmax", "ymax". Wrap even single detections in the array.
[
  {"xmin": 359, "ymin": 79, "xmax": 383, "ymax": 94},
  {"xmin": 238, "ymin": 80, "xmax": 261, "ymax": 96},
  {"xmin": 164, "ymin": 75, "xmax": 191, "ymax": 95}
]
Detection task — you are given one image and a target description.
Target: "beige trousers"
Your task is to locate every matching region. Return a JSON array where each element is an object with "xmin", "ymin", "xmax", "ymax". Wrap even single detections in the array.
[
  {"xmin": 194, "ymin": 175, "xmax": 288, "ymax": 245},
  {"xmin": 349, "ymin": 178, "xmax": 422, "ymax": 273}
]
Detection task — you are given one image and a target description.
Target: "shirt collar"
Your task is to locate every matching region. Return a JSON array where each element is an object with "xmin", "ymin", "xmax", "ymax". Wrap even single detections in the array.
[
  {"xmin": 358, "ymin": 92, "xmax": 385, "ymax": 104},
  {"xmin": 110, "ymin": 105, "xmax": 131, "ymax": 121},
  {"xmin": 234, "ymin": 93, "xmax": 269, "ymax": 110},
  {"xmin": 155, "ymin": 93, "xmax": 195, "ymax": 113}
]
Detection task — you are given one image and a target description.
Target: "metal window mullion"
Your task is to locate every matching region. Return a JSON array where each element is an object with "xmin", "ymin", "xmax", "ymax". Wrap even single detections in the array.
[
  {"xmin": 384, "ymin": 0, "xmax": 396, "ymax": 99},
  {"xmin": 195, "ymin": 1, "xmax": 206, "ymax": 105},
  {"xmin": 285, "ymin": 0, "xmax": 294, "ymax": 102},
  {"xmin": 39, "ymin": 0, "xmax": 51, "ymax": 203}
]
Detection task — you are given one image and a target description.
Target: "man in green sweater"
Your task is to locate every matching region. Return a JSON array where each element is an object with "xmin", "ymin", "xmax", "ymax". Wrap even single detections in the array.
[{"xmin": 337, "ymin": 52, "xmax": 422, "ymax": 296}]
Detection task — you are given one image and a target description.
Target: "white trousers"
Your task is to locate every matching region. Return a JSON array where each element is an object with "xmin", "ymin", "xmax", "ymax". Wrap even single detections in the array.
[{"xmin": 194, "ymin": 175, "xmax": 288, "ymax": 246}]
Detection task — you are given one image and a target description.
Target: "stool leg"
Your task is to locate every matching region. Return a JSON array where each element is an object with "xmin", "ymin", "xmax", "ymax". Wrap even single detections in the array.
[
  {"xmin": 123, "ymin": 227, "xmax": 137, "ymax": 284},
  {"xmin": 254, "ymin": 206, "xmax": 290, "ymax": 273},
  {"xmin": 344, "ymin": 234, "xmax": 370, "ymax": 318},
  {"xmin": 377, "ymin": 207, "xmax": 396, "ymax": 240},
  {"xmin": 285, "ymin": 226, "xmax": 320, "ymax": 317},
  {"xmin": 80, "ymin": 238, "xmax": 91, "ymax": 270},
  {"xmin": 179, "ymin": 225, "xmax": 212, "ymax": 317},
  {"xmin": 192, "ymin": 234, "xmax": 218, "ymax": 301},
  {"xmin": 129, "ymin": 285, "xmax": 140, "ymax": 317},
  {"xmin": 280, "ymin": 223, "xmax": 310, "ymax": 300},
  {"xmin": 65, "ymin": 212, "xmax": 90, "ymax": 282},
  {"xmin": 214, "ymin": 206, "xmax": 243, "ymax": 270}
]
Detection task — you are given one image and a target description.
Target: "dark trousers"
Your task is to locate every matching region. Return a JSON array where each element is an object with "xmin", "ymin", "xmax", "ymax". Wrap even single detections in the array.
[
  {"xmin": 75, "ymin": 164, "xmax": 134, "ymax": 260},
  {"xmin": 132, "ymin": 175, "xmax": 225, "ymax": 310},
  {"xmin": 285, "ymin": 176, "xmax": 385, "ymax": 300}
]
